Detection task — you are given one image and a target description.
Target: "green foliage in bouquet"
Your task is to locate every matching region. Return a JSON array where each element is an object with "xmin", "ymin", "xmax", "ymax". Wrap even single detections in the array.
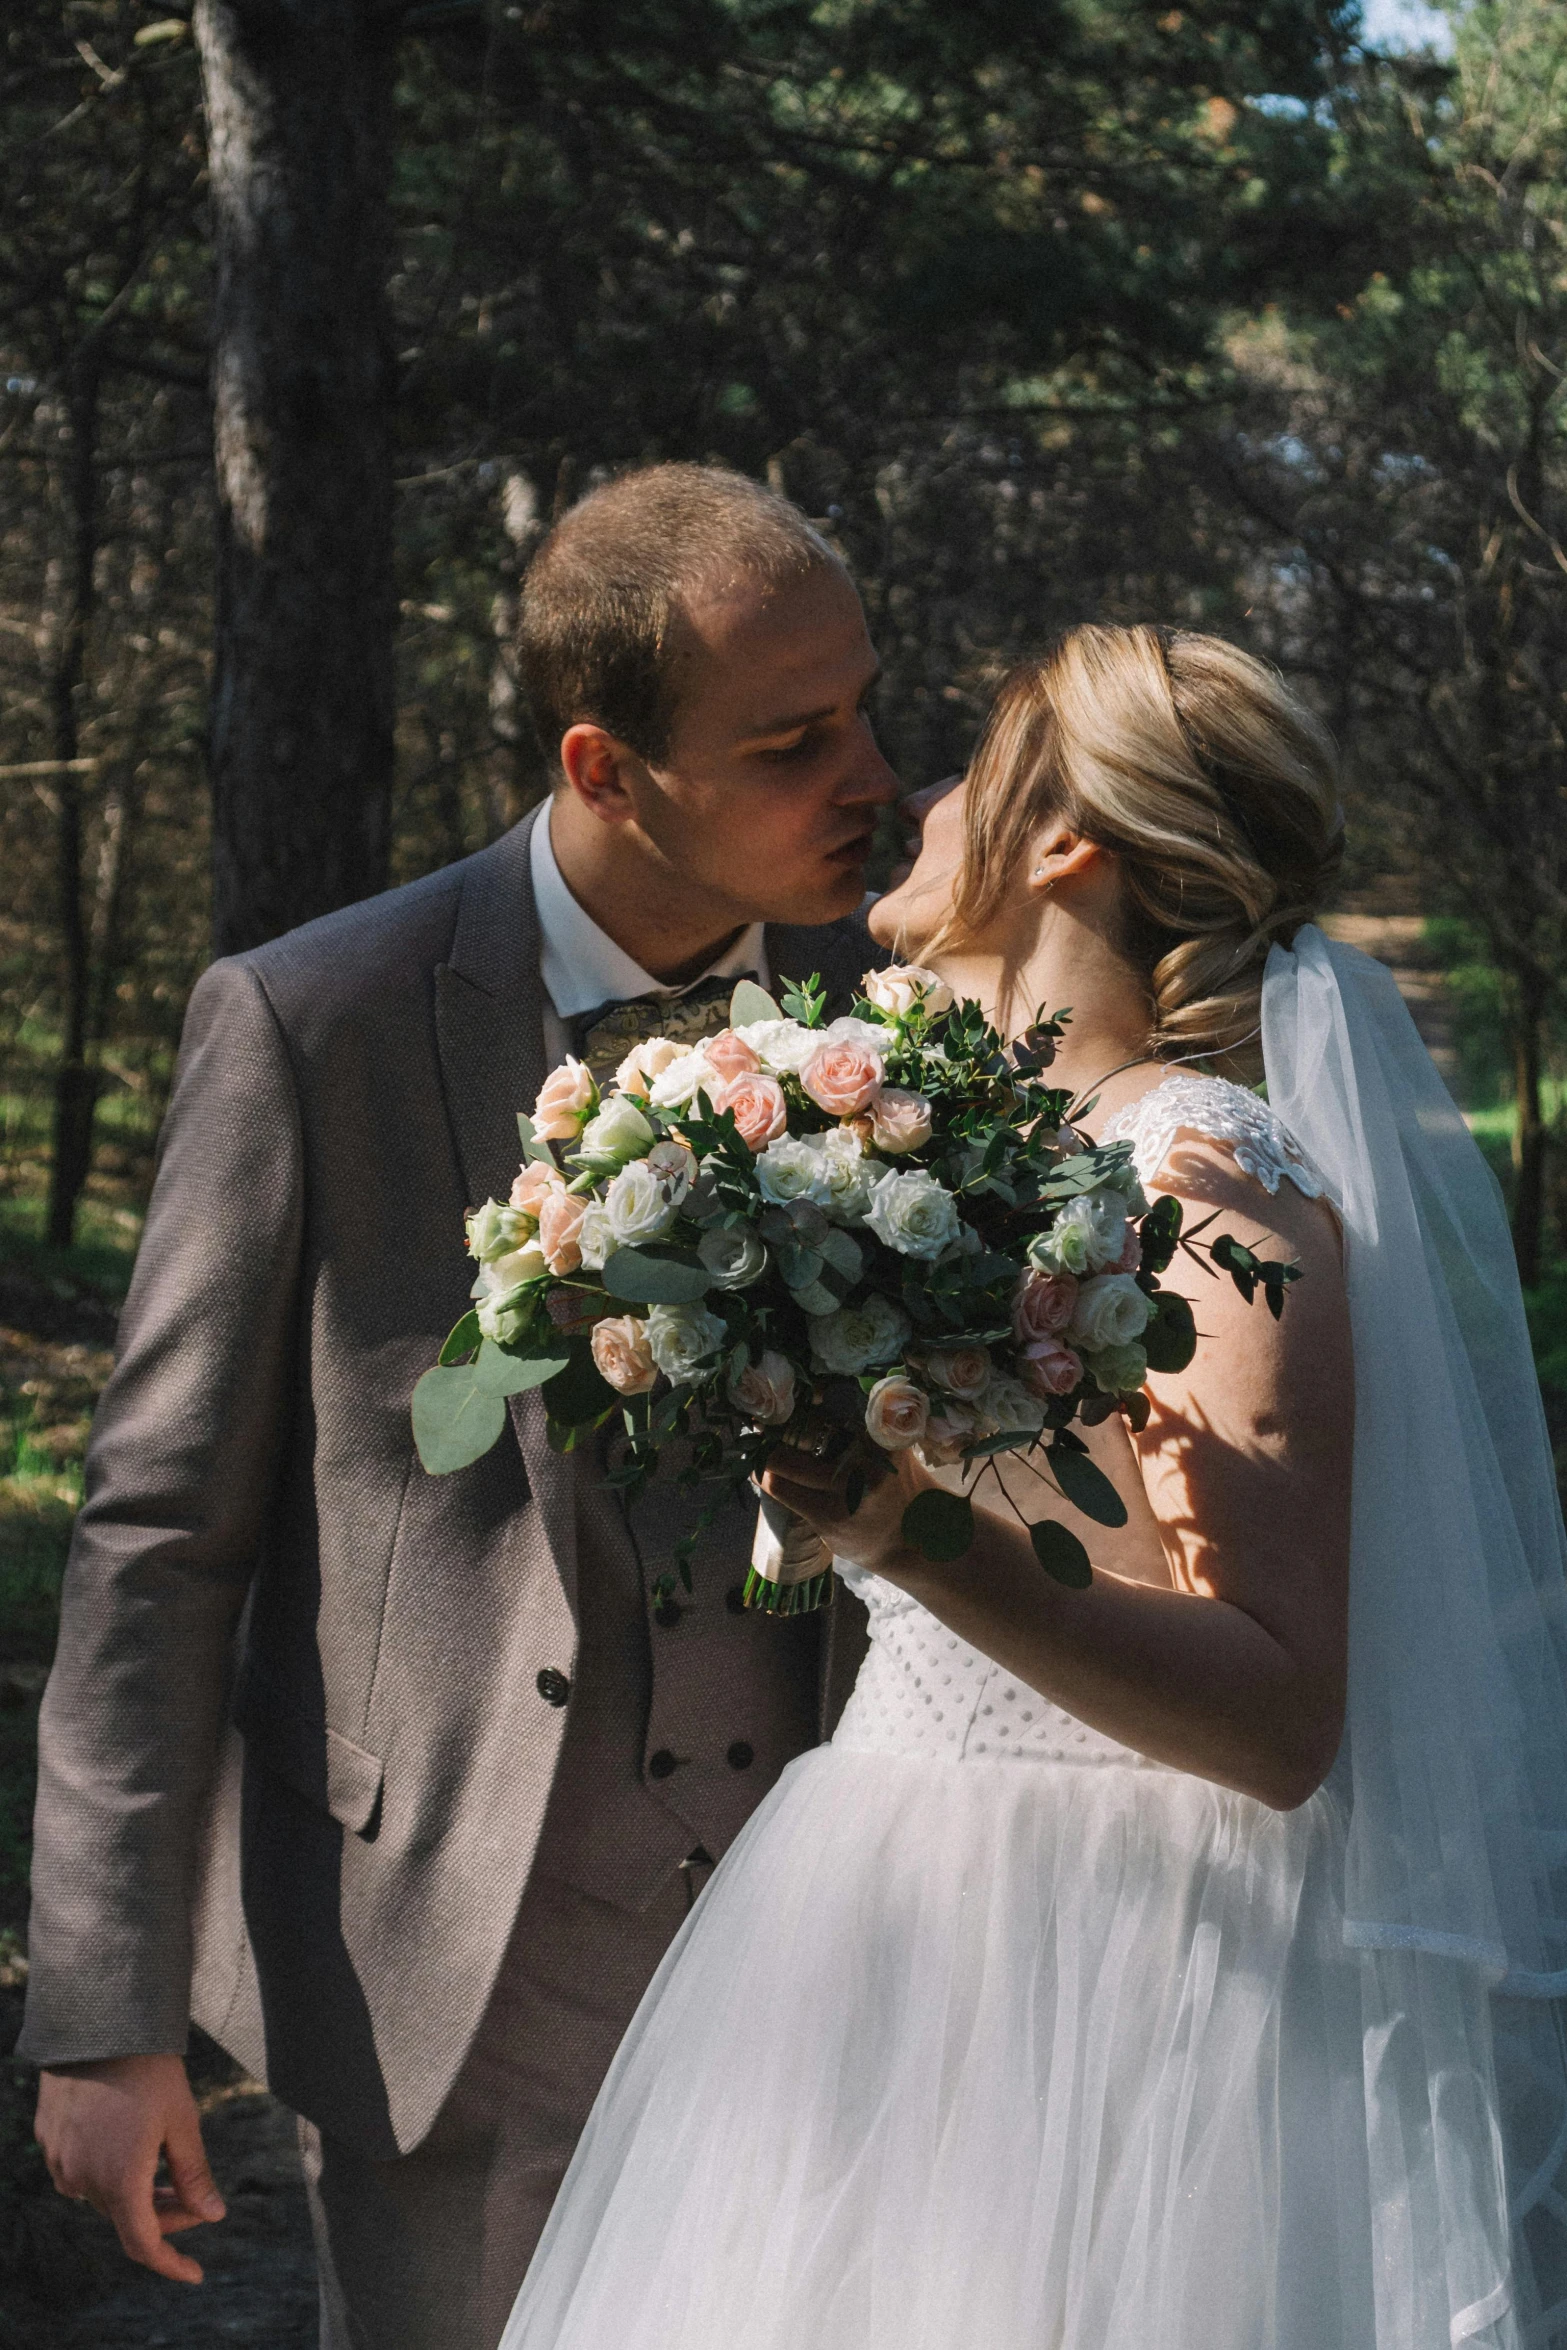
[{"xmin": 413, "ymin": 967, "xmax": 1300, "ymax": 1611}]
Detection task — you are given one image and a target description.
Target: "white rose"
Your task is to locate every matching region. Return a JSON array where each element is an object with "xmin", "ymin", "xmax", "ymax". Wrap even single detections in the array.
[
  {"xmin": 734, "ymin": 1018, "xmax": 819, "ymax": 1076},
  {"xmin": 577, "ymin": 1200, "xmax": 611, "ymax": 1272},
  {"xmin": 1085, "ymin": 1341, "xmax": 1149, "ymax": 1395},
  {"xmin": 864, "ymin": 1167, "xmax": 962, "ymax": 1260},
  {"xmin": 649, "ymin": 1046, "xmax": 716, "ymax": 1110},
  {"xmin": 1031, "ymin": 1188, "xmax": 1128, "ymax": 1276},
  {"xmin": 727, "ymin": 1348, "xmax": 797, "ymax": 1426},
  {"xmin": 474, "ymin": 1242, "xmax": 548, "ymax": 1295},
  {"xmin": 1069, "ymin": 1271, "xmax": 1153, "ymax": 1353},
  {"xmin": 466, "ymin": 1198, "xmax": 529, "ymax": 1262},
  {"xmin": 821, "ymin": 1014, "xmax": 888, "ymax": 1055},
  {"xmin": 808, "ymin": 1126, "xmax": 881, "ymax": 1223},
  {"xmin": 614, "ymin": 1035, "xmax": 687, "ymax": 1096},
  {"xmin": 476, "ymin": 1291, "xmax": 530, "ymax": 1345},
  {"xmin": 577, "ymin": 1093, "xmax": 656, "ymax": 1169},
  {"xmin": 808, "ymin": 1292, "xmax": 912, "ymax": 1375},
  {"xmin": 861, "ymin": 963, "xmax": 954, "ymax": 1020},
  {"xmin": 603, "ymin": 1158, "xmax": 682, "ymax": 1249},
  {"xmin": 757, "ymin": 1133, "xmax": 823, "ymax": 1206},
  {"xmin": 698, "ymin": 1222, "xmax": 768, "ymax": 1288},
  {"xmin": 974, "ymin": 1375, "xmax": 1047, "ymax": 1437},
  {"xmin": 645, "ymin": 1300, "xmax": 728, "ymax": 1385}
]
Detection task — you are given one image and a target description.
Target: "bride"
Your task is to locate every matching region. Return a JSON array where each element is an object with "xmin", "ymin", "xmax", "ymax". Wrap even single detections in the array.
[{"xmin": 501, "ymin": 624, "xmax": 1567, "ymax": 2349}]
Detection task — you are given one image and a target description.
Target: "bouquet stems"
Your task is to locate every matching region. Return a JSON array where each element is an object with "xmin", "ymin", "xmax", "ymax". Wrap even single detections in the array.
[{"xmin": 745, "ymin": 1490, "xmax": 836, "ymax": 1616}]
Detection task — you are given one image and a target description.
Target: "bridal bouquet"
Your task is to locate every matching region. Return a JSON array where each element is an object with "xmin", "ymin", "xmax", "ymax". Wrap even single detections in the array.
[{"xmin": 413, "ymin": 969, "xmax": 1297, "ymax": 1611}]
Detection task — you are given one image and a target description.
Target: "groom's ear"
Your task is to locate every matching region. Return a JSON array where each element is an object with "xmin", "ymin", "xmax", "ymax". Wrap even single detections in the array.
[{"xmin": 560, "ymin": 722, "xmax": 647, "ymax": 826}]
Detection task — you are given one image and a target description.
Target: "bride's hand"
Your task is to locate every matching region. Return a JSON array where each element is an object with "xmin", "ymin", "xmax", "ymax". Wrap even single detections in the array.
[{"xmin": 760, "ymin": 1441, "xmax": 936, "ymax": 1584}]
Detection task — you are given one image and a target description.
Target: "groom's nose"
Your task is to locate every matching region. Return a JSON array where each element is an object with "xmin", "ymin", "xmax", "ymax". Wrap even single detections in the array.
[{"xmin": 835, "ymin": 726, "xmax": 901, "ymax": 809}]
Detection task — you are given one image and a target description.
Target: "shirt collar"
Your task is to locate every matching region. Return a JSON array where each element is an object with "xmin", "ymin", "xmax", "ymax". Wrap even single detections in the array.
[{"xmin": 531, "ymin": 797, "xmax": 766, "ymax": 1021}]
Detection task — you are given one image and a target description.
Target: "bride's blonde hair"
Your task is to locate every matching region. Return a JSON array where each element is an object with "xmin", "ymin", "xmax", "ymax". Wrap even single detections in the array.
[{"xmin": 940, "ymin": 624, "xmax": 1343, "ymax": 1072}]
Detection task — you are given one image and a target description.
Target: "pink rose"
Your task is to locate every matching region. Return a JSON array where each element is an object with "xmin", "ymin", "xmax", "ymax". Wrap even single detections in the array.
[
  {"xmin": 533, "ymin": 1057, "xmax": 596, "ymax": 1141},
  {"xmin": 864, "ymin": 1374, "xmax": 930, "ymax": 1452},
  {"xmin": 925, "ymin": 1345, "xmax": 991, "ymax": 1402},
  {"xmin": 800, "ymin": 1036, "xmax": 884, "ymax": 1118},
  {"xmin": 1012, "ymin": 1269, "xmax": 1079, "ymax": 1344},
  {"xmin": 703, "ymin": 1028, "xmax": 762, "ymax": 1083},
  {"xmin": 510, "ymin": 1159, "xmax": 565, "ymax": 1219},
  {"xmin": 868, "ymin": 1087, "xmax": 933, "ymax": 1156},
  {"xmin": 727, "ymin": 1349, "xmax": 797, "ymax": 1427},
  {"xmin": 921, "ymin": 1407, "xmax": 977, "ymax": 1466},
  {"xmin": 1115, "ymin": 1226, "xmax": 1143, "ymax": 1274},
  {"xmin": 1018, "ymin": 1336, "xmax": 1084, "ymax": 1399},
  {"xmin": 537, "ymin": 1187, "xmax": 588, "ymax": 1276},
  {"xmin": 591, "ymin": 1314, "xmax": 658, "ymax": 1395},
  {"xmin": 712, "ymin": 1071, "xmax": 789, "ymax": 1152}
]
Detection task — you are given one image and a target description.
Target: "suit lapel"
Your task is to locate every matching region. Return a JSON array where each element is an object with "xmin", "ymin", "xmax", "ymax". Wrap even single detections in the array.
[
  {"xmin": 434, "ymin": 806, "xmax": 580, "ymax": 1624},
  {"xmin": 765, "ymin": 908, "xmax": 884, "ymax": 1021}
]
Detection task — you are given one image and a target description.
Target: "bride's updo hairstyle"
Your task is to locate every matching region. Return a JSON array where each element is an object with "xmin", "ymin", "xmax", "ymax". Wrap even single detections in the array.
[{"xmin": 948, "ymin": 624, "xmax": 1343, "ymax": 1072}]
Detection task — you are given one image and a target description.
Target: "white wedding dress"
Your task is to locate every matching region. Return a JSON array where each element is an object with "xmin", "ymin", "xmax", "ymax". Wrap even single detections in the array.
[{"xmin": 502, "ymin": 934, "xmax": 1567, "ymax": 2350}]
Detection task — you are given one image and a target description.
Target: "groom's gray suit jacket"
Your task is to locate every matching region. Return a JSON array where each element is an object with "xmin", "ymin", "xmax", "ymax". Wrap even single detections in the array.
[{"xmin": 19, "ymin": 808, "xmax": 872, "ymax": 2156}]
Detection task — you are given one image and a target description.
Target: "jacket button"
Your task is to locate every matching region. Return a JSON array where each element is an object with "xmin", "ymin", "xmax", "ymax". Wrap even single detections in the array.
[
  {"xmin": 648, "ymin": 1749, "xmax": 680, "ymax": 1780},
  {"xmin": 653, "ymin": 1600, "xmax": 683, "ymax": 1628},
  {"xmin": 726, "ymin": 1740, "xmax": 755, "ymax": 1770},
  {"xmin": 725, "ymin": 1583, "xmax": 747, "ymax": 1616},
  {"xmin": 536, "ymin": 1668, "xmax": 571, "ymax": 1707}
]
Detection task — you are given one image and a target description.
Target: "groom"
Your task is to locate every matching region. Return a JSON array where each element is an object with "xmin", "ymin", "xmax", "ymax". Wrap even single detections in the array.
[{"xmin": 23, "ymin": 463, "xmax": 893, "ymax": 2347}]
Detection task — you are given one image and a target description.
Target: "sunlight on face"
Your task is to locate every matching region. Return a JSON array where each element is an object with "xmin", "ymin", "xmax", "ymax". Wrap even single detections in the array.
[{"xmin": 868, "ymin": 777, "xmax": 965, "ymax": 957}]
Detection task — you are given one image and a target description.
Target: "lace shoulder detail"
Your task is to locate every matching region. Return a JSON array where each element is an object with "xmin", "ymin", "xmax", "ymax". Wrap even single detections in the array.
[{"xmin": 1101, "ymin": 1073, "xmax": 1325, "ymax": 1200}]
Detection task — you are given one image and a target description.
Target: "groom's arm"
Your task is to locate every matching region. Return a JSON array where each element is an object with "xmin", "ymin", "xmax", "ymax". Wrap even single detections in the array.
[{"xmin": 21, "ymin": 955, "xmax": 304, "ymax": 2067}]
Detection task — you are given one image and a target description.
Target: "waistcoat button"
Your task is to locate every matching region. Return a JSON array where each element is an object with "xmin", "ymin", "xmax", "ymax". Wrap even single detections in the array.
[
  {"xmin": 726, "ymin": 1740, "xmax": 755, "ymax": 1770},
  {"xmin": 536, "ymin": 1667, "xmax": 571, "ymax": 1707},
  {"xmin": 653, "ymin": 1600, "xmax": 683, "ymax": 1628},
  {"xmin": 648, "ymin": 1748, "xmax": 680, "ymax": 1780}
]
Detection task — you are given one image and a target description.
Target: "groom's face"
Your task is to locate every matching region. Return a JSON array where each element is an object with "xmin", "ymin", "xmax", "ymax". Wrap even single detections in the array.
[{"xmin": 637, "ymin": 562, "xmax": 899, "ymax": 926}]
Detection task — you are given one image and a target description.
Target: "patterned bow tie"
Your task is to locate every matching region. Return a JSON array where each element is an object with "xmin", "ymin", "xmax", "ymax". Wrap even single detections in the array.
[{"xmin": 569, "ymin": 974, "xmax": 745, "ymax": 1084}]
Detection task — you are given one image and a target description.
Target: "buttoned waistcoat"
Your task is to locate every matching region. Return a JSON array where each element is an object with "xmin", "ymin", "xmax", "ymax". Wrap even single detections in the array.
[{"xmin": 19, "ymin": 809, "xmax": 872, "ymax": 2156}]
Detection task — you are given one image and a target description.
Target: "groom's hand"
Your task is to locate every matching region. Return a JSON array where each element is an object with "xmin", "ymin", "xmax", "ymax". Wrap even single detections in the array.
[{"xmin": 35, "ymin": 2052, "xmax": 226, "ymax": 2284}]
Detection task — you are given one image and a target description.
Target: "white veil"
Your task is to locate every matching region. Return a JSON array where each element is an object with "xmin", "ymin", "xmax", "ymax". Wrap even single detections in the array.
[{"xmin": 1263, "ymin": 925, "xmax": 1567, "ymax": 2348}]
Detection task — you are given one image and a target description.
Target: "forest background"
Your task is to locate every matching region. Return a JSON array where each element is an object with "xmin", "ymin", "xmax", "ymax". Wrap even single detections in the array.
[{"xmin": 0, "ymin": 0, "xmax": 1564, "ymax": 2330}]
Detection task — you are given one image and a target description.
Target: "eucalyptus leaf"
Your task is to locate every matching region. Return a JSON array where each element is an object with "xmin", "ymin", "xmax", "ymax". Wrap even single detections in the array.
[
  {"xmin": 901, "ymin": 1487, "xmax": 976, "ymax": 1563},
  {"xmin": 412, "ymin": 1364, "xmax": 508, "ymax": 1474},
  {"xmin": 730, "ymin": 978, "xmax": 782, "ymax": 1026},
  {"xmin": 1031, "ymin": 1519, "xmax": 1093, "ymax": 1589},
  {"xmin": 1143, "ymin": 1291, "xmax": 1197, "ymax": 1375},
  {"xmin": 438, "ymin": 1309, "xmax": 481, "ymax": 1366},
  {"xmin": 473, "ymin": 1339, "xmax": 571, "ymax": 1396},
  {"xmin": 516, "ymin": 1110, "xmax": 557, "ymax": 1166},
  {"xmin": 777, "ymin": 1242, "xmax": 824, "ymax": 1289},
  {"xmin": 603, "ymin": 1247, "xmax": 713, "ymax": 1304},
  {"xmin": 790, "ymin": 1278, "xmax": 841, "ymax": 1316},
  {"xmin": 1047, "ymin": 1442, "xmax": 1130, "ymax": 1528},
  {"xmin": 960, "ymin": 1427, "xmax": 1040, "ymax": 1460},
  {"xmin": 542, "ymin": 1346, "xmax": 618, "ymax": 1428},
  {"xmin": 818, "ymin": 1227, "xmax": 863, "ymax": 1282}
]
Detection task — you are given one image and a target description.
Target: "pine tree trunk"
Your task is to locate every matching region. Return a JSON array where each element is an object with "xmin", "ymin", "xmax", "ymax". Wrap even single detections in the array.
[
  {"xmin": 45, "ymin": 367, "xmax": 102, "ymax": 1251},
  {"xmin": 195, "ymin": 0, "xmax": 398, "ymax": 956}
]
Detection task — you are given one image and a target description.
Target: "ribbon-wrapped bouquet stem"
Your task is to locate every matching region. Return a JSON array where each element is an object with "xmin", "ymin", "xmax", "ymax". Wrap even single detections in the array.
[{"xmin": 414, "ymin": 967, "xmax": 1299, "ymax": 1610}]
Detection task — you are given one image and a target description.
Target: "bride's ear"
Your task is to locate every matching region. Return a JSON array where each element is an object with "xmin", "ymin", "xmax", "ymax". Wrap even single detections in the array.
[{"xmin": 1027, "ymin": 822, "xmax": 1103, "ymax": 897}]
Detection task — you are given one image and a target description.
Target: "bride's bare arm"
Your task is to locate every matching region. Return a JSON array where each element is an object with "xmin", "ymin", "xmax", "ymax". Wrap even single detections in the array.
[{"xmin": 763, "ymin": 1142, "xmax": 1352, "ymax": 1812}]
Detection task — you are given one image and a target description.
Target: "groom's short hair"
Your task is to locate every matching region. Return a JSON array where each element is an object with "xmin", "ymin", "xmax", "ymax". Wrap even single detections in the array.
[{"xmin": 518, "ymin": 462, "xmax": 842, "ymax": 768}]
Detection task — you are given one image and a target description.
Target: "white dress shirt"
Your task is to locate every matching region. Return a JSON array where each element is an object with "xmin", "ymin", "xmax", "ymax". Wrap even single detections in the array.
[{"xmin": 531, "ymin": 799, "xmax": 768, "ymax": 1068}]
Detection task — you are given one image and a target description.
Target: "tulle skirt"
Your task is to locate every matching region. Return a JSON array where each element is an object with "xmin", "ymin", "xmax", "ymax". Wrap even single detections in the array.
[{"xmin": 500, "ymin": 1744, "xmax": 1385, "ymax": 2350}]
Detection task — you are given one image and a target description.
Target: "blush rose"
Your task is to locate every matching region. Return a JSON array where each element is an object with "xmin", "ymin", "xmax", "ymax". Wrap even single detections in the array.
[
  {"xmin": 537, "ymin": 1187, "xmax": 588, "ymax": 1276},
  {"xmin": 1012, "ymin": 1269, "xmax": 1079, "ymax": 1345},
  {"xmin": 591, "ymin": 1314, "xmax": 658, "ymax": 1395},
  {"xmin": 532, "ymin": 1057, "xmax": 596, "ymax": 1141},
  {"xmin": 1018, "ymin": 1336, "xmax": 1084, "ymax": 1399},
  {"xmin": 800, "ymin": 1035, "xmax": 884, "ymax": 1118},
  {"xmin": 864, "ymin": 1374, "xmax": 930, "ymax": 1452},
  {"xmin": 712, "ymin": 1071, "xmax": 789, "ymax": 1151}
]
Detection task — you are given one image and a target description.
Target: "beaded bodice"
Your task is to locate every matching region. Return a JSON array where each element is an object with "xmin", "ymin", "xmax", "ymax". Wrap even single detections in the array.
[{"xmin": 830, "ymin": 1074, "xmax": 1319, "ymax": 1770}]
